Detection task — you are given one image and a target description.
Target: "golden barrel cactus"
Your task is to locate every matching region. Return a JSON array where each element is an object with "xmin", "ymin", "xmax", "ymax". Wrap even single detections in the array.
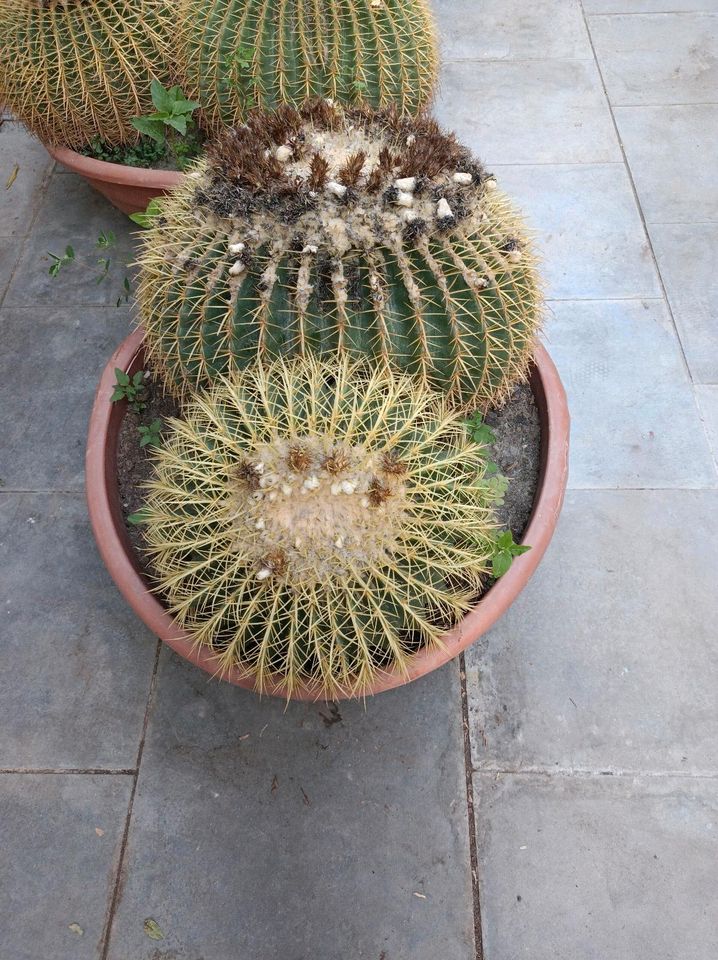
[
  {"xmin": 178, "ymin": 0, "xmax": 438, "ymax": 136},
  {"xmin": 140, "ymin": 357, "xmax": 501, "ymax": 697},
  {"xmin": 138, "ymin": 101, "xmax": 542, "ymax": 410},
  {"xmin": 0, "ymin": 0, "xmax": 174, "ymax": 147}
]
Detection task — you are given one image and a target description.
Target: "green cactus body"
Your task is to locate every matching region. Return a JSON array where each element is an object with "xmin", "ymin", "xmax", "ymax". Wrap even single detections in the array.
[
  {"xmin": 0, "ymin": 0, "xmax": 174, "ymax": 147},
  {"xmin": 179, "ymin": 0, "xmax": 438, "ymax": 135},
  {"xmin": 139, "ymin": 102, "xmax": 542, "ymax": 409},
  {"xmin": 141, "ymin": 356, "xmax": 500, "ymax": 697}
]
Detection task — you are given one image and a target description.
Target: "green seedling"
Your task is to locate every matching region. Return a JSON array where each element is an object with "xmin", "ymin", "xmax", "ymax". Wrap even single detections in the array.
[
  {"xmin": 47, "ymin": 244, "xmax": 74, "ymax": 277},
  {"xmin": 138, "ymin": 418, "xmax": 163, "ymax": 447},
  {"xmin": 111, "ymin": 368, "xmax": 147, "ymax": 413},
  {"xmin": 491, "ymin": 530, "xmax": 531, "ymax": 578},
  {"xmin": 131, "ymin": 80, "xmax": 200, "ymax": 143},
  {"xmin": 129, "ymin": 198, "xmax": 162, "ymax": 228}
]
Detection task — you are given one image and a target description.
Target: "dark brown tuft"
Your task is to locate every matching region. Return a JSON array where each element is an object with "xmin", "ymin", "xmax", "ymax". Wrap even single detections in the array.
[
  {"xmin": 287, "ymin": 443, "xmax": 313, "ymax": 472},
  {"xmin": 381, "ymin": 450, "xmax": 408, "ymax": 476},
  {"xmin": 322, "ymin": 448, "xmax": 352, "ymax": 475},
  {"xmin": 236, "ymin": 459, "xmax": 262, "ymax": 489},
  {"xmin": 337, "ymin": 150, "xmax": 367, "ymax": 188},
  {"xmin": 307, "ymin": 153, "xmax": 330, "ymax": 191},
  {"xmin": 259, "ymin": 549, "xmax": 288, "ymax": 578},
  {"xmin": 368, "ymin": 476, "xmax": 393, "ymax": 506}
]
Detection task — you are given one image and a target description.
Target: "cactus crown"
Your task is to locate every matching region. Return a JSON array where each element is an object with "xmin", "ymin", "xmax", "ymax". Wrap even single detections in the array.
[
  {"xmin": 139, "ymin": 101, "xmax": 542, "ymax": 409},
  {"xmin": 141, "ymin": 357, "xmax": 500, "ymax": 698},
  {"xmin": 0, "ymin": 0, "xmax": 174, "ymax": 147},
  {"xmin": 178, "ymin": 0, "xmax": 438, "ymax": 136}
]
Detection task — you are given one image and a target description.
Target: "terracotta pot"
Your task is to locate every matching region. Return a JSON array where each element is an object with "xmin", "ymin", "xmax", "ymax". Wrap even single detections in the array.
[
  {"xmin": 46, "ymin": 144, "xmax": 183, "ymax": 215},
  {"xmin": 86, "ymin": 330, "xmax": 570, "ymax": 701}
]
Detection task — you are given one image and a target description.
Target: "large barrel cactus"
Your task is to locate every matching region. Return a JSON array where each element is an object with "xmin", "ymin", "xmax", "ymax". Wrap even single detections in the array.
[
  {"xmin": 139, "ymin": 101, "xmax": 542, "ymax": 409},
  {"xmin": 0, "ymin": 0, "xmax": 174, "ymax": 147},
  {"xmin": 178, "ymin": 0, "xmax": 438, "ymax": 136},
  {"xmin": 140, "ymin": 357, "xmax": 500, "ymax": 697}
]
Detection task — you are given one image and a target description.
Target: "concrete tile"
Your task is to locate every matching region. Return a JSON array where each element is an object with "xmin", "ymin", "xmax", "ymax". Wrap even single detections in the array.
[
  {"xmin": 0, "ymin": 773, "xmax": 131, "ymax": 960},
  {"xmin": 546, "ymin": 298, "xmax": 716, "ymax": 487},
  {"xmin": 589, "ymin": 13, "xmax": 718, "ymax": 105},
  {"xmin": 0, "ymin": 122, "xmax": 53, "ymax": 238},
  {"xmin": 475, "ymin": 773, "xmax": 718, "ymax": 960},
  {"xmin": 495, "ymin": 164, "xmax": 660, "ymax": 299},
  {"xmin": 0, "ymin": 494, "xmax": 157, "ymax": 768},
  {"xmin": 696, "ymin": 385, "xmax": 718, "ymax": 465},
  {"xmin": 0, "ymin": 307, "xmax": 133, "ymax": 490},
  {"xmin": 586, "ymin": 0, "xmax": 718, "ymax": 11},
  {"xmin": 0, "ymin": 236, "xmax": 21, "ymax": 303},
  {"xmin": 615, "ymin": 104, "xmax": 718, "ymax": 223},
  {"xmin": 435, "ymin": 60, "xmax": 621, "ymax": 165},
  {"xmin": 650, "ymin": 222, "xmax": 718, "ymax": 383},
  {"xmin": 434, "ymin": 0, "xmax": 592, "ymax": 61},
  {"xmin": 5, "ymin": 173, "xmax": 138, "ymax": 307},
  {"xmin": 466, "ymin": 490, "xmax": 718, "ymax": 773},
  {"xmin": 106, "ymin": 651, "xmax": 474, "ymax": 960}
]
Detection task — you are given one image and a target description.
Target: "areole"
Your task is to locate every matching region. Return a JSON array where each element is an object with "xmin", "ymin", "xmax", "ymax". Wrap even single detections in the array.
[{"xmin": 86, "ymin": 329, "xmax": 570, "ymax": 701}]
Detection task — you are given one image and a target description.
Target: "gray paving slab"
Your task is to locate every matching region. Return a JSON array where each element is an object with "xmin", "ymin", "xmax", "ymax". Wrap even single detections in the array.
[
  {"xmin": 0, "ymin": 306, "xmax": 133, "ymax": 490},
  {"xmin": 650, "ymin": 222, "xmax": 718, "ymax": 383},
  {"xmin": 434, "ymin": 0, "xmax": 592, "ymax": 61},
  {"xmin": 494, "ymin": 163, "xmax": 660, "ymax": 300},
  {"xmin": 4, "ymin": 172, "xmax": 138, "ymax": 308},
  {"xmin": 585, "ymin": 0, "xmax": 718, "ymax": 11},
  {"xmin": 696, "ymin": 385, "xmax": 718, "ymax": 464},
  {"xmin": 615, "ymin": 104, "xmax": 718, "ymax": 223},
  {"xmin": 0, "ymin": 236, "xmax": 21, "ymax": 304},
  {"xmin": 0, "ymin": 773, "xmax": 131, "ymax": 960},
  {"xmin": 105, "ymin": 650, "xmax": 475, "ymax": 960},
  {"xmin": 0, "ymin": 493, "xmax": 157, "ymax": 769},
  {"xmin": 475, "ymin": 773, "xmax": 718, "ymax": 960},
  {"xmin": 545, "ymin": 298, "xmax": 716, "ymax": 487},
  {"xmin": 465, "ymin": 490, "xmax": 718, "ymax": 775},
  {"xmin": 589, "ymin": 12, "xmax": 718, "ymax": 105},
  {"xmin": 435, "ymin": 60, "xmax": 621, "ymax": 165},
  {"xmin": 0, "ymin": 122, "xmax": 53, "ymax": 239}
]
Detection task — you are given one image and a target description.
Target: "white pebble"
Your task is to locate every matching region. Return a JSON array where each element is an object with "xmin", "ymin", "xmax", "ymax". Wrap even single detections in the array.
[
  {"xmin": 303, "ymin": 475, "xmax": 320, "ymax": 491},
  {"xmin": 229, "ymin": 260, "xmax": 245, "ymax": 276},
  {"xmin": 484, "ymin": 177, "xmax": 498, "ymax": 191},
  {"xmin": 302, "ymin": 244, "xmax": 318, "ymax": 254},
  {"xmin": 228, "ymin": 241, "xmax": 245, "ymax": 254},
  {"xmin": 334, "ymin": 536, "xmax": 344, "ymax": 549},
  {"xmin": 453, "ymin": 172, "xmax": 473, "ymax": 186},
  {"xmin": 330, "ymin": 482, "xmax": 342, "ymax": 496},
  {"xmin": 340, "ymin": 480, "xmax": 356, "ymax": 495},
  {"xmin": 326, "ymin": 180, "xmax": 347, "ymax": 199},
  {"xmin": 256, "ymin": 568, "xmax": 272, "ymax": 581},
  {"xmin": 268, "ymin": 491, "xmax": 277, "ymax": 501},
  {"xmin": 402, "ymin": 209, "xmax": 418, "ymax": 222},
  {"xmin": 281, "ymin": 483, "xmax": 293, "ymax": 496},
  {"xmin": 437, "ymin": 197, "xmax": 453, "ymax": 220},
  {"xmin": 406, "ymin": 134, "xmax": 416, "ymax": 146},
  {"xmin": 255, "ymin": 518, "xmax": 265, "ymax": 530},
  {"xmin": 275, "ymin": 144, "xmax": 292, "ymax": 162},
  {"xmin": 396, "ymin": 190, "xmax": 414, "ymax": 208},
  {"xmin": 259, "ymin": 473, "xmax": 278, "ymax": 489},
  {"xmin": 395, "ymin": 176, "xmax": 416, "ymax": 193},
  {"xmin": 361, "ymin": 496, "xmax": 370, "ymax": 508},
  {"xmin": 295, "ymin": 537, "xmax": 302, "ymax": 549}
]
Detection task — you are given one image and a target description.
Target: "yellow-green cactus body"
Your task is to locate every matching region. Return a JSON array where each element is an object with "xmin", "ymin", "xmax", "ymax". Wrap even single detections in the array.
[
  {"xmin": 139, "ymin": 102, "xmax": 542, "ymax": 409},
  {"xmin": 0, "ymin": 0, "xmax": 174, "ymax": 147},
  {"xmin": 141, "ymin": 357, "xmax": 499, "ymax": 698},
  {"xmin": 179, "ymin": 0, "xmax": 438, "ymax": 135}
]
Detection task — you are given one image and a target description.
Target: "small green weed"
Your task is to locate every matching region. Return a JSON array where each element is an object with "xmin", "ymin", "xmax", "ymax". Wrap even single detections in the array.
[
  {"xmin": 138, "ymin": 418, "xmax": 163, "ymax": 448},
  {"xmin": 490, "ymin": 530, "xmax": 531, "ymax": 578},
  {"xmin": 111, "ymin": 368, "xmax": 147, "ymax": 413}
]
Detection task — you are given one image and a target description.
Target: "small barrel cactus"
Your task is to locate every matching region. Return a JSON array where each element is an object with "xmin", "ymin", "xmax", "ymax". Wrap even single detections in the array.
[
  {"xmin": 178, "ymin": 0, "xmax": 438, "ymax": 136},
  {"xmin": 140, "ymin": 357, "xmax": 500, "ymax": 697},
  {"xmin": 139, "ymin": 101, "xmax": 542, "ymax": 409},
  {"xmin": 0, "ymin": 0, "xmax": 174, "ymax": 147}
]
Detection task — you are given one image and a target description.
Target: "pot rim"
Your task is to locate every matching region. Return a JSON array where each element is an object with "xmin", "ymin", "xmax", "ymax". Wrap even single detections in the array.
[
  {"xmin": 86, "ymin": 329, "xmax": 569, "ymax": 701},
  {"xmin": 45, "ymin": 142, "xmax": 184, "ymax": 189}
]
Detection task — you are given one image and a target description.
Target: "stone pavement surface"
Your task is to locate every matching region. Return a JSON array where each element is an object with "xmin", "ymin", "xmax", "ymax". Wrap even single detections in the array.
[{"xmin": 1, "ymin": 2, "xmax": 717, "ymax": 958}]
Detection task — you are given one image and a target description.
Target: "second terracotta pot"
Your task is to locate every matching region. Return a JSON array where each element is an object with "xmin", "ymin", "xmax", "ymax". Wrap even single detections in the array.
[{"xmin": 46, "ymin": 144, "xmax": 183, "ymax": 216}]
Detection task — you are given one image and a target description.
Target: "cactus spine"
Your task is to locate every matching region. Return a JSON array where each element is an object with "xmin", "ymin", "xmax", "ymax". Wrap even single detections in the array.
[
  {"xmin": 138, "ymin": 101, "xmax": 542, "ymax": 410},
  {"xmin": 178, "ymin": 0, "xmax": 438, "ymax": 136},
  {"xmin": 0, "ymin": 0, "xmax": 174, "ymax": 147},
  {"xmin": 141, "ymin": 357, "xmax": 499, "ymax": 697}
]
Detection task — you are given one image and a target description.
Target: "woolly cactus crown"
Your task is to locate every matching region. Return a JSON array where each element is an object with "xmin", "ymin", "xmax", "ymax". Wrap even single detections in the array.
[
  {"xmin": 139, "ymin": 101, "xmax": 542, "ymax": 409},
  {"xmin": 179, "ymin": 0, "xmax": 438, "ymax": 136},
  {"xmin": 0, "ymin": 0, "xmax": 174, "ymax": 147},
  {"xmin": 141, "ymin": 357, "xmax": 500, "ymax": 698}
]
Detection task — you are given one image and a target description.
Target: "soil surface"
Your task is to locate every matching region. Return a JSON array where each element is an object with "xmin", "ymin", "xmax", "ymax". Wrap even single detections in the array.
[{"xmin": 117, "ymin": 375, "xmax": 541, "ymax": 585}]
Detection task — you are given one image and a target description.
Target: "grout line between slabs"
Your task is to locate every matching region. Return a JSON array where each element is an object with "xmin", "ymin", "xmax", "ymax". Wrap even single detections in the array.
[
  {"xmin": 100, "ymin": 638, "xmax": 162, "ymax": 960},
  {"xmin": 474, "ymin": 766, "xmax": 718, "ymax": 781},
  {"xmin": 0, "ymin": 768, "xmax": 135, "ymax": 775},
  {"xmin": 459, "ymin": 654, "xmax": 484, "ymax": 960}
]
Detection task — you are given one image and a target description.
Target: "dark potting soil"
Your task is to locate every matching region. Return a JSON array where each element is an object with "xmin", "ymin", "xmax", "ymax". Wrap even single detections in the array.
[{"xmin": 116, "ymin": 376, "xmax": 541, "ymax": 589}]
